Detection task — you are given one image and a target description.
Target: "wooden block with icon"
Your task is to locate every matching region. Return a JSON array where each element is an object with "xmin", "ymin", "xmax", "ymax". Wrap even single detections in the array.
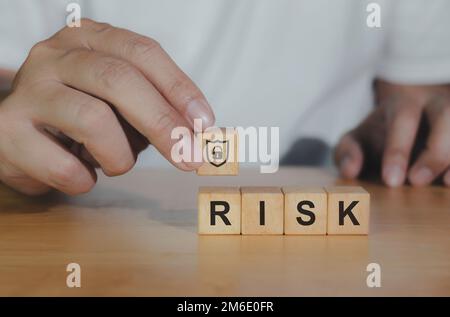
[
  {"xmin": 326, "ymin": 186, "xmax": 370, "ymax": 235},
  {"xmin": 283, "ymin": 187, "xmax": 327, "ymax": 235},
  {"xmin": 196, "ymin": 127, "xmax": 239, "ymax": 176},
  {"xmin": 241, "ymin": 187, "xmax": 284, "ymax": 235},
  {"xmin": 198, "ymin": 187, "xmax": 241, "ymax": 235}
]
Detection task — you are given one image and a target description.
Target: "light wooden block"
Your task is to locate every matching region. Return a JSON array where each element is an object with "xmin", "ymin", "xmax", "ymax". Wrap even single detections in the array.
[
  {"xmin": 197, "ymin": 127, "xmax": 239, "ymax": 176},
  {"xmin": 283, "ymin": 187, "xmax": 327, "ymax": 235},
  {"xmin": 198, "ymin": 187, "xmax": 241, "ymax": 234},
  {"xmin": 241, "ymin": 187, "xmax": 284, "ymax": 235},
  {"xmin": 326, "ymin": 186, "xmax": 370, "ymax": 235}
]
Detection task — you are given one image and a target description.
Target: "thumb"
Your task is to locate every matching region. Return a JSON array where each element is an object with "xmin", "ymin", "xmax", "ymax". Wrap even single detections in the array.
[{"xmin": 334, "ymin": 134, "xmax": 364, "ymax": 179}]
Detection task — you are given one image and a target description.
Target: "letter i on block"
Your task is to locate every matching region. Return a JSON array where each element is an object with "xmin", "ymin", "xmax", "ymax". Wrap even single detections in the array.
[
  {"xmin": 198, "ymin": 187, "xmax": 241, "ymax": 234},
  {"xmin": 326, "ymin": 186, "xmax": 370, "ymax": 235},
  {"xmin": 197, "ymin": 127, "xmax": 239, "ymax": 176},
  {"xmin": 283, "ymin": 187, "xmax": 327, "ymax": 235},
  {"xmin": 241, "ymin": 187, "xmax": 284, "ymax": 235}
]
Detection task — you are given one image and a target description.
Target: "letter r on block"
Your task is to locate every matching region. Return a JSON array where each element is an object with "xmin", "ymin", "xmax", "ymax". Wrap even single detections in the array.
[{"xmin": 198, "ymin": 187, "xmax": 241, "ymax": 234}]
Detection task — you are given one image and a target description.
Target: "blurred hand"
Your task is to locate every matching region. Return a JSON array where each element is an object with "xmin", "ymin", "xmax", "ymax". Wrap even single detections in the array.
[
  {"xmin": 0, "ymin": 19, "xmax": 214, "ymax": 195},
  {"xmin": 335, "ymin": 80, "xmax": 450, "ymax": 187}
]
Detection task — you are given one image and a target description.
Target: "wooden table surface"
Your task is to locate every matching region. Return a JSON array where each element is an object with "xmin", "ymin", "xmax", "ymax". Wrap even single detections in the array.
[{"xmin": 0, "ymin": 167, "xmax": 449, "ymax": 296}]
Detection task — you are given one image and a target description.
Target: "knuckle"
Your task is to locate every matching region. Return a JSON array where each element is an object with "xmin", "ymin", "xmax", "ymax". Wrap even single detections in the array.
[
  {"xmin": 124, "ymin": 35, "xmax": 161, "ymax": 60},
  {"xmin": 143, "ymin": 109, "xmax": 177, "ymax": 137},
  {"xmin": 82, "ymin": 18, "xmax": 111, "ymax": 32},
  {"xmin": 384, "ymin": 147, "xmax": 409, "ymax": 166},
  {"xmin": 49, "ymin": 158, "xmax": 81, "ymax": 186},
  {"xmin": 167, "ymin": 78, "xmax": 185, "ymax": 99},
  {"xmin": 167, "ymin": 78, "xmax": 202, "ymax": 106},
  {"xmin": 28, "ymin": 40, "xmax": 52, "ymax": 58},
  {"xmin": 150, "ymin": 109, "xmax": 177, "ymax": 135},
  {"xmin": 64, "ymin": 47, "xmax": 89, "ymax": 58},
  {"xmin": 94, "ymin": 58, "xmax": 138, "ymax": 89},
  {"xmin": 57, "ymin": 19, "xmax": 109, "ymax": 40},
  {"xmin": 75, "ymin": 99, "xmax": 115, "ymax": 135},
  {"xmin": 58, "ymin": 47, "xmax": 91, "ymax": 67}
]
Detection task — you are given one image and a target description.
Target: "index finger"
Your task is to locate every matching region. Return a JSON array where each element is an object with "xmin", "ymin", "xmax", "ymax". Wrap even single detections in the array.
[
  {"xmin": 382, "ymin": 102, "xmax": 422, "ymax": 187},
  {"xmin": 55, "ymin": 19, "xmax": 215, "ymax": 129}
]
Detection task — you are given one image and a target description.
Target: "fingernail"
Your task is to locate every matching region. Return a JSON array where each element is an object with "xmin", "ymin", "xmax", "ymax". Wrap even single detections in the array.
[
  {"xmin": 383, "ymin": 164, "xmax": 405, "ymax": 187},
  {"xmin": 411, "ymin": 167, "xmax": 434, "ymax": 186},
  {"xmin": 185, "ymin": 99, "xmax": 215, "ymax": 130}
]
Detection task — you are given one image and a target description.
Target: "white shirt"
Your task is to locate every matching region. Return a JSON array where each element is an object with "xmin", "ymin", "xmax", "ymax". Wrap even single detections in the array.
[{"xmin": 1, "ymin": 0, "xmax": 450, "ymax": 166}]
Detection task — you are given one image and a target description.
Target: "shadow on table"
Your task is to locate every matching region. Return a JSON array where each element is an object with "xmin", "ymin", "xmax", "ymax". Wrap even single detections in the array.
[
  {"xmin": 0, "ymin": 184, "xmax": 64, "ymax": 214},
  {"xmin": 0, "ymin": 183, "xmax": 196, "ymax": 233}
]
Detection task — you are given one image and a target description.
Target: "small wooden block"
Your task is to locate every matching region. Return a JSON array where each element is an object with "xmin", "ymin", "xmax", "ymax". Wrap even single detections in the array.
[
  {"xmin": 283, "ymin": 187, "xmax": 327, "ymax": 235},
  {"xmin": 326, "ymin": 186, "xmax": 370, "ymax": 235},
  {"xmin": 241, "ymin": 187, "xmax": 284, "ymax": 235},
  {"xmin": 198, "ymin": 187, "xmax": 241, "ymax": 234},
  {"xmin": 196, "ymin": 127, "xmax": 239, "ymax": 176}
]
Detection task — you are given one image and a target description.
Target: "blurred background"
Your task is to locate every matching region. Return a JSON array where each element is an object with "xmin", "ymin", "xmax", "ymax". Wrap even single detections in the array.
[{"xmin": 1, "ymin": 0, "xmax": 449, "ymax": 169}]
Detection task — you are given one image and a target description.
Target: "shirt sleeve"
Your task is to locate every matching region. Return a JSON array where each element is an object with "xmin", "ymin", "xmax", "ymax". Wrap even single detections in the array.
[
  {"xmin": 376, "ymin": 0, "xmax": 450, "ymax": 84},
  {"xmin": 0, "ymin": 0, "xmax": 72, "ymax": 71}
]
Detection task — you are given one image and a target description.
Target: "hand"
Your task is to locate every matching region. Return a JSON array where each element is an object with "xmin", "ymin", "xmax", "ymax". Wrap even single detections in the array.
[
  {"xmin": 335, "ymin": 80, "xmax": 450, "ymax": 187},
  {"xmin": 0, "ymin": 19, "xmax": 215, "ymax": 195}
]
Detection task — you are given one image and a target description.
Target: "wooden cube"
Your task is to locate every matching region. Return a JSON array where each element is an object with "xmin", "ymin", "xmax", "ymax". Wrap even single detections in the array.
[
  {"xmin": 198, "ymin": 187, "xmax": 241, "ymax": 234},
  {"xmin": 196, "ymin": 127, "xmax": 239, "ymax": 176},
  {"xmin": 241, "ymin": 187, "xmax": 284, "ymax": 235},
  {"xmin": 326, "ymin": 186, "xmax": 370, "ymax": 235},
  {"xmin": 283, "ymin": 187, "xmax": 327, "ymax": 235}
]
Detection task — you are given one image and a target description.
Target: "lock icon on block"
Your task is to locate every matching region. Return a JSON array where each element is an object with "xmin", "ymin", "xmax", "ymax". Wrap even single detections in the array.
[
  {"xmin": 212, "ymin": 146, "xmax": 223, "ymax": 160},
  {"xmin": 205, "ymin": 139, "xmax": 229, "ymax": 168},
  {"xmin": 197, "ymin": 127, "xmax": 238, "ymax": 175}
]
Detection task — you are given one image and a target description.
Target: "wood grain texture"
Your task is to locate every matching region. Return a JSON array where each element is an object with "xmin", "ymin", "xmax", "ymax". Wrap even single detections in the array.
[
  {"xmin": 326, "ymin": 186, "xmax": 370, "ymax": 235},
  {"xmin": 0, "ymin": 167, "xmax": 449, "ymax": 296},
  {"xmin": 283, "ymin": 186, "xmax": 327, "ymax": 235},
  {"xmin": 241, "ymin": 187, "xmax": 284, "ymax": 235},
  {"xmin": 198, "ymin": 186, "xmax": 241, "ymax": 235}
]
